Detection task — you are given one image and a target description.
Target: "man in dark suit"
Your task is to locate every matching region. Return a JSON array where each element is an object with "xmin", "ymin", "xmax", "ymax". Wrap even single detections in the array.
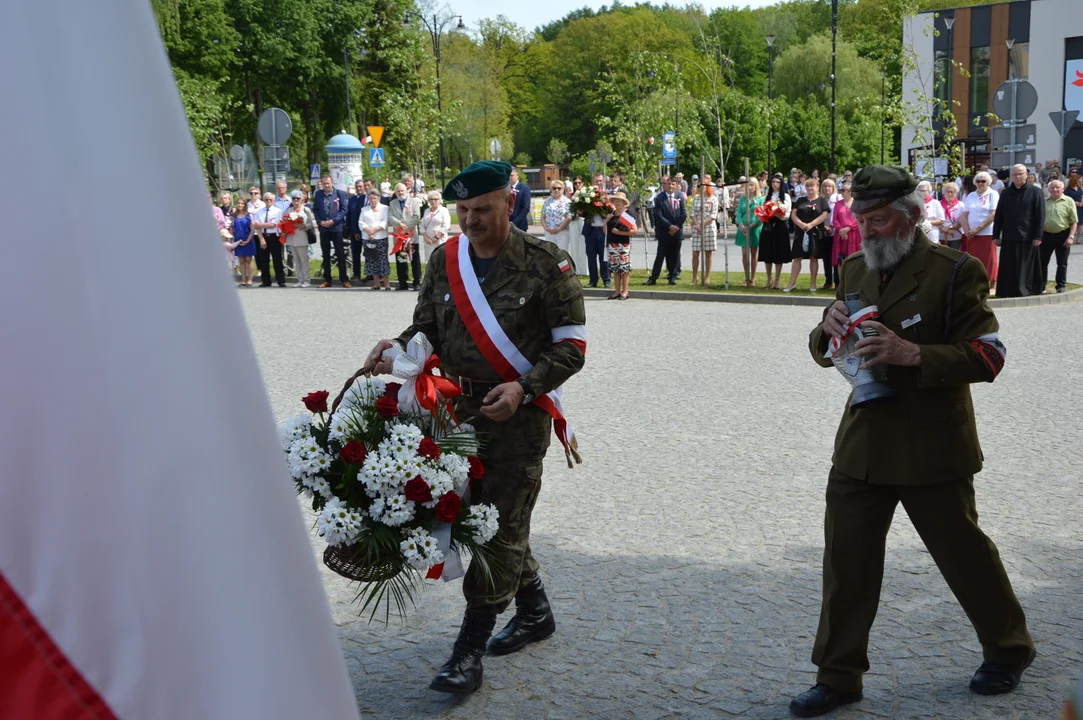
[
  {"xmin": 993, "ymin": 163, "xmax": 1045, "ymax": 297},
  {"xmin": 647, "ymin": 177, "xmax": 686, "ymax": 285},
  {"xmin": 509, "ymin": 169, "xmax": 531, "ymax": 232},
  {"xmin": 346, "ymin": 179, "xmax": 366, "ymax": 283},
  {"xmin": 792, "ymin": 165, "xmax": 1034, "ymax": 718},
  {"xmin": 312, "ymin": 173, "xmax": 350, "ymax": 288}
]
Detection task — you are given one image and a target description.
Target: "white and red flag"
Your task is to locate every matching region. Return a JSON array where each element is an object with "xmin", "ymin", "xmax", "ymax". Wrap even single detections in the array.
[
  {"xmin": 0, "ymin": 3, "xmax": 359, "ymax": 718},
  {"xmin": 616, "ymin": 211, "xmax": 637, "ymax": 231}
]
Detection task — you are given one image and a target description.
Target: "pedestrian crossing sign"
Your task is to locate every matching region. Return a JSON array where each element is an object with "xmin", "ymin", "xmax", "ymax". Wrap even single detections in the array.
[{"xmin": 369, "ymin": 148, "xmax": 385, "ymax": 167}]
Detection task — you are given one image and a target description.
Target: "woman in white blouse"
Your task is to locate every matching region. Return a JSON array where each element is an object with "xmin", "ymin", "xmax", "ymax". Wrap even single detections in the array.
[
  {"xmin": 419, "ymin": 190, "xmax": 452, "ymax": 263},
  {"xmin": 359, "ymin": 190, "xmax": 391, "ymax": 290},
  {"xmin": 541, "ymin": 181, "xmax": 573, "ymax": 251},
  {"xmin": 958, "ymin": 170, "xmax": 999, "ymax": 290},
  {"xmin": 917, "ymin": 180, "xmax": 945, "ymax": 244}
]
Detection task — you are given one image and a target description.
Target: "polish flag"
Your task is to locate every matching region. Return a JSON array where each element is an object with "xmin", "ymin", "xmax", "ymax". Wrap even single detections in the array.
[
  {"xmin": 0, "ymin": 3, "xmax": 359, "ymax": 719},
  {"xmin": 617, "ymin": 211, "xmax": 637, "ymax": 231}
]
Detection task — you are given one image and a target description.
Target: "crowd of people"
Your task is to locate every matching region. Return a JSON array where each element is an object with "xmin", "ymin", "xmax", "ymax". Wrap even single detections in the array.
[
  {"xmin": 212, "ymin": 159, "xmax": 1082, "ymax": 298},
  {"xmin": 212, "ymin": 173, "xmax": 453, "ymax": 291}
]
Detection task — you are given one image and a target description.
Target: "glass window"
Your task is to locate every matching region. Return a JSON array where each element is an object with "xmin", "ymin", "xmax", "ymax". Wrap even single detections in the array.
[
  {"xmin": 970, "ymin": 46, "xmax": 990, "ymax": 114},
  {"xmin": 1008, "ymin": 42, "xmax": 1029, "ymax": 80},
  {"xmin": 934, "ymin": 49, "xmax": 952, "ymax": 109}
]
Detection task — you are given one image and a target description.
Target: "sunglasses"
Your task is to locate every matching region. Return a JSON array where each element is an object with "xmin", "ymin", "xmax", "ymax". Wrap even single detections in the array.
[
  {"xmin": 975, "ymin": 180, "xmax": 988, "ymax": 184},
  {"xmin": 249, "ymin": 191, "xmax": 259, "ymax": 195}
]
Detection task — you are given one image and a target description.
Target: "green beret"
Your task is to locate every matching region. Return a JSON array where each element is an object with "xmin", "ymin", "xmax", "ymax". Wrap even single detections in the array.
[
  {"xmin": 444, "ymin": 160, "xmax": 513, "ymax": 200},
  {"xmin": 850, "ymin": 165, "xmax": 919, "ymax": 214}
]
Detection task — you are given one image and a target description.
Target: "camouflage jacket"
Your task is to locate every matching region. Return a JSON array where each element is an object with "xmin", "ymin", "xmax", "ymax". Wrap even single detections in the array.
[{"xmin": 397, "ymin": 226, "xmax": 586, "ymax": 459}]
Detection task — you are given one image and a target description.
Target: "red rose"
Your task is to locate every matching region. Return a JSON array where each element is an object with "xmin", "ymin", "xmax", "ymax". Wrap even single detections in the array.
[
  {"xmin": 468, "ymin": 456, "xmax": 485, "ymax": 480},
  {"xmin": 302, "ymin": 390, "xmax": 329, "ymax": 413},
  {"xmin": 417, "ymin": 438, "xmax": 442, "ymax": 460},
  {"xmin": 434, "ymin": 492, "xmax": 461, "ymax": 523},
  {"xmin": 339, "ymin": 441, "xmax": 367, "ymax": 465},
  {"xmin": 404, "ymin": 475, "xmax": 433, "ymax": 503},
  {"xmin": 375, "ymin": 395, "xmax": 400, "ymax": 417},
  {"xmin": 384, "ymin": 382, "xmax": 402, "ymax": 399}
]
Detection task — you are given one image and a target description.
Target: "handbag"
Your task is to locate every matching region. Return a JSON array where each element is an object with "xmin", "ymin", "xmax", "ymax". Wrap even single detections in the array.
[{"xmin": 305, "ymin": 208, "xmax": 317, "ymax": 244}]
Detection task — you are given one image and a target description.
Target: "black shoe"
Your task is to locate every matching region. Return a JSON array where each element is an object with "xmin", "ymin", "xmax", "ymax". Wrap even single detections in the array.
[
  {"xmin": 430, "ymin": 610, "xmax": 497, "ymax": 695},
  {"xmin": 488, "ymin": 576, "xmax": 557, "ymax": 656},
  {"xmin": 260, "ymin": 282, "xmax": 272, "ymax": 287},
  {"xmin": 395, "ymin": 285, "xmax": 410, "ymax": 291},
  {"xmin": 789, "ymin": 684, "xmax": 863, "ymax": 717},
  {"xmin": 675, "ymin": 273, "xmax": 682, "ymax": 279},
  {"xmin": 668, "ymin": 279, "xmax": 677, "ymax": 285},
  {"xmin": 644, "ymin": 279, "xmax": 658, "ymax": 286},
  {"xmin": 587, "ymin": 282, "xmax": 598, "ymax": 288},
  {"xmin": 603, "ymin": 281, "xmax": 612, "ymax": 288},
  {"xmin": 969, "ymin": 648, "xmax": 1036, "ymax": 695},
  {"xmin": 1056, "ymin": 286, "xmax": 1066, "ymax": 294}
]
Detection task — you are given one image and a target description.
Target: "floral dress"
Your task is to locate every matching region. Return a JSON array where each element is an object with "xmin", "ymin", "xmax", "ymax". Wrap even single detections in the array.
[{"xmin": 690, "ymin": 194, "xmax": 719, "ymax": 251}]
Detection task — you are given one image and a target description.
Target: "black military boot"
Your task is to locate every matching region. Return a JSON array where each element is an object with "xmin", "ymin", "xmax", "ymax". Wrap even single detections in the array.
[
  {"xmin": 487, "ymin": 575, "xmax": 557, "ymax": 655},
  {"xmin": 429, "ymin": 609, "xmax": 497, "ymax": 694}
]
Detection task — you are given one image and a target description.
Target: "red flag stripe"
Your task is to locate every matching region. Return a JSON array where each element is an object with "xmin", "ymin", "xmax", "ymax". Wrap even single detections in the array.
[
  {"xmin": 555, "ymin": 338, "xmax": 587, "ymax": 354},
  {"xmin": 0, "ymin": 571, "xmax": 118, "ymax": 719}
]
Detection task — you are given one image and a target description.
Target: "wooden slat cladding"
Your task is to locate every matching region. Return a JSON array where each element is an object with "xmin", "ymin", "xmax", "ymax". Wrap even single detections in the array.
[
  {"xmin": 952, "ymin": 8, "xmax": 971, "ymax": 135},
  {"xmin": 990, "ymin": 3, "xmax": 1009, "ymax": 103}
]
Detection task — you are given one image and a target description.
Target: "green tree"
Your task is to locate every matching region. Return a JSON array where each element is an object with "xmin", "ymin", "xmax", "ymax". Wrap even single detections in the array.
[
  {"xmin": 774, "ymin": 34, "xmax": 882, "ymax": 107},
  {"xmin": 546, "ymin": 138, "xmax": 569, "ymax": 166}
]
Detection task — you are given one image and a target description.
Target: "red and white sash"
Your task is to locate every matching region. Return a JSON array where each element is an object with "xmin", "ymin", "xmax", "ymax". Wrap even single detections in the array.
[{"xmin": 446, "ymin": 234, "xmax": 584, "ymax": 467}]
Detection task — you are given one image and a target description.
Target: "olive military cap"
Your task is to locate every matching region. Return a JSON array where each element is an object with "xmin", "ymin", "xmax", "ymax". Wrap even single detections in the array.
[
  {"xmin": 444, "ymin": 160, "xmax": 513, "ymax": 201},
  {"xmin": 850, "ymin": 165, "xmax": 919, "ymax": 214}
]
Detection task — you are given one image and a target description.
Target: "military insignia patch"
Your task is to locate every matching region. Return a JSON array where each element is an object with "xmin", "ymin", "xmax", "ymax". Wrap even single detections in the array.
[
  {"xmin": 558, "ymin": 259, "xmax": 571, "ymax": 273},
  {"xmin": 452, "ymin": 180, "xmax": 468, "ymax": 199}
]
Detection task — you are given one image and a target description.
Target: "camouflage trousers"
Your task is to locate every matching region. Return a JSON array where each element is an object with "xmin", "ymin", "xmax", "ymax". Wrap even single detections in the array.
[{"xmin": 462, "ymin": 457, "xmax": 545, "ymax": 613}]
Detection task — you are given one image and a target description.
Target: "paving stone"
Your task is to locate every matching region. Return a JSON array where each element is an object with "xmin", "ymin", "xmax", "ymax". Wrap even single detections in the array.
[{"xmin": 243, "ymin": 287, "xmax": 1083, "ymax": 719}]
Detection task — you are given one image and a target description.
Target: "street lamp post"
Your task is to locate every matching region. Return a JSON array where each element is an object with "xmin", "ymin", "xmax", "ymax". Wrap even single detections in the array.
[
  {"xmin": 403, "ymin": 12, "xmax": 465, "ymax": 188},
  {"xmin": 830, "ymin": 0, "xmax": 838, "ymax": 174},
  {"xmin": 675, "ymin": 64, "xmax": 680, "ymax": 175},
  {"xmin": 881, "ymin": 71, "xmax": 886, "ymax": 164},
  {"xmin": 766, "ymin": 34, "xmax": 776, "ymax": 179}
]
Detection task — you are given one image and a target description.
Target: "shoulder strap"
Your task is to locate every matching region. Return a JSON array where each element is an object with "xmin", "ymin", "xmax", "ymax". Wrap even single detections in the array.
[{"xmin": 943, "ymin": 252, "xmax": 971, "ymax": 344}]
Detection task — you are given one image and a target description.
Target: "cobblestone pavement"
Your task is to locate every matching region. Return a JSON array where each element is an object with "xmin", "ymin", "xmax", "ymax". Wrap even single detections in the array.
[{"xmin": 242, "ymin": 285, "xmax": 1083, "ymax": 719}]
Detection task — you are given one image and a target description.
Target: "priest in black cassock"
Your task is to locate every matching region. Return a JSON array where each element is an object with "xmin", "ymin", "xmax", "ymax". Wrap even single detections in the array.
[{"xmin": 992, "ymin": 164, "xmax": 1045, "ymax": 297}]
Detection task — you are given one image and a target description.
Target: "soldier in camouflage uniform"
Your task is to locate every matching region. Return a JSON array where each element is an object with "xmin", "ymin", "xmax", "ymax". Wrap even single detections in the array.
[{"xmin": 366, "ymin": 161, "xmax": 586, "ymax": 695}]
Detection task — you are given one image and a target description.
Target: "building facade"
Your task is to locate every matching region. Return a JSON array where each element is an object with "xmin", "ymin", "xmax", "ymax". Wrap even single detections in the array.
[{"xmin": 902, "ymin": 0, "xmax": 1083, "ymax": 172}]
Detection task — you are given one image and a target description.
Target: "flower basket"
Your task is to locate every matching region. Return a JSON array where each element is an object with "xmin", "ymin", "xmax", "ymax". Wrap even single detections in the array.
[
  {"xmin": 323, "ymin": 542, "xmax": 402, "ymax": 584},
  {"xmin": 279, "ymin": 333, "xmax": 498, "ymax": 622}
]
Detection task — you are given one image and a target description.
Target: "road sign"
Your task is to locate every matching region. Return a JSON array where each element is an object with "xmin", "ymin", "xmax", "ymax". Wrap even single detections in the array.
[
  {"xmin": 991, "ymin": 149, "xmax": 1036, "ymax": 169},
  {"xmin": 489, "ymin": 138, "xmax": 502, "ymax": 160},
  {"xmin": 367, "ymin": 126, "xmax": 385, "ymax": 148},
  {"xmin": 992, "ymin": 80, "xmax": 1038, "ymax": 122},
  {"xmin": 990, "ymin": 124, "xmax": 1036, "ymax": 148},
  {"xmin": 915, "ymin": 157, "xmax": 949, "ymax": 178},
  {"xmin": 263, "ymin": 145, "xmax": 289, "ymax": 163},
  {"xmin": 229, "ymin": 144, "xmax": 244, "ymax": 162},
  {"xmin": 369, "ymin": 148, "xmax": 385, "ymax": 167},
  {"xmin": 1050, "ymin": 110, "xmax": 1081, "ymax": 138},
  {"xmin": 309, "ymin": 164, "xmax": 320, "ymax": 180},
  {"xmin": 257, "ymin": 108, "xmax": 292, "ymax": 146},
  {"xmin": 662, "ymin": 131, "xmax": 676, "ymax": 161}
]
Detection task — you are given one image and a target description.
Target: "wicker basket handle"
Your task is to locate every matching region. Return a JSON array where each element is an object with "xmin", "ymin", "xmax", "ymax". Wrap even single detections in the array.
[{"xmin": 330, "ymin": 362, "xmax": 376, "ymax": 415}]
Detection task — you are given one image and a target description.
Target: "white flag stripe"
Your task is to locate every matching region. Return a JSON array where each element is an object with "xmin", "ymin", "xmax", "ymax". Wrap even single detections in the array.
[{"xmin": 0, "ymin": 2, "xmax": 359, "ymax": 718}]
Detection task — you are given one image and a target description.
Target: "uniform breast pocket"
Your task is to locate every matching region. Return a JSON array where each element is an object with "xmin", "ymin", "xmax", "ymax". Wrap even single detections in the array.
[{"xmin": 487, "ymin": 289, "xmax": 538, "ymax": 336}]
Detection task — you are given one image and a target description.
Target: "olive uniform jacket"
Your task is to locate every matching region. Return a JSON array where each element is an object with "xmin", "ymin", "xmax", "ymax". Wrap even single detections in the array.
[
  {"xmin": 809, "ymin": 232, "xmax": 1004, "ymax": 486},
  {"xmin": 398, "ymin": 226, "xmax": 586, "ymax": 461}
]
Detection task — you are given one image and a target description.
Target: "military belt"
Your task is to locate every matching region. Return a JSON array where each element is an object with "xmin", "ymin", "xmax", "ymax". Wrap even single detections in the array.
[{"xmin": 456, "ymin": 376, "xmax": 503, "ymax": 398}]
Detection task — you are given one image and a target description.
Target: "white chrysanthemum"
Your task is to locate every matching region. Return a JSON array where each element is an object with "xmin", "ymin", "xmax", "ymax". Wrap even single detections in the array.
[
  {"xmin": 326, "ymin": 412, "xmax": 350, "ymax": 444},
  {"xmin": 311, "ymin": 476, "xmax": 332, "ymax": 499},
  {"xmin": 400, "ymin": 534, "xmax": 420, "ymax": 562},
  {"xmin": 400, "ymin": 528, "xmax": 442, "ymax": 569},
  {"xmin": 388, "ymin": 423, "xmax": 424, "ymax": 449},
  {"xmin": 278, "ymin": 414, "xmax": 312, "ymax": 451},
  {"xmin": 376, "ymin": 494, "xmax": 415, "ymax": 527},
  {"xmin": 464, "ymin": 504, "xmax": 500, "ymax": 544},
  {"xmin": 438, "ymin": 453, "xmax": 470, "ymax": 484},
  {"xmin": 419, "ymin": 466, "xmax": 455, "ymax": 507},
  {"xmin": 368, "ymin": 497, "xmax": 386, "ymax": 520},
  {"xmin": 340, "ymin": 378, "xmax": 386, "ymax": 411},
  {"xmin": 316, "ymin": 497, "xmax": 362, "ymax": 546}
]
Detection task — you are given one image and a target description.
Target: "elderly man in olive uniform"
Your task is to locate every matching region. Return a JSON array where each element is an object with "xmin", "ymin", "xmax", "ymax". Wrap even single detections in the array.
[
  {"xmin": 791, "ymin": 166, "xmax": 1035, "ymax": 718},
  {"xmin": 366, "ymin": 161, "xmax": 586, "ymax": 695}
]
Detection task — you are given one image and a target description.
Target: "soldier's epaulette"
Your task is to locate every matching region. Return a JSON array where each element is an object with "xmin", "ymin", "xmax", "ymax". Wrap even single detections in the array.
[
  {"xmin": 928, "ymin": 242, "xmax": 966, "ymax": 264},
  {"xmin": 840, "ymin": 251, "xmax": 865, "ymax": 269},
  {"xmin": 522, "ymin": 233, "xmax": 571, "ymax": 266}
]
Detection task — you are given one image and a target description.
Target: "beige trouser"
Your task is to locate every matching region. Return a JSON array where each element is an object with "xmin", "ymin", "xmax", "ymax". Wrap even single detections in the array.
[{"xmin": 288, "ymin": 246, "xmax": 309, "ymax": 285}]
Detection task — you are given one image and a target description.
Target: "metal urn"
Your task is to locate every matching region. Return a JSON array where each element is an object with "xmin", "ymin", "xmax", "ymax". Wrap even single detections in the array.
[{"xmin": 828, "ymin": 293, "xmax": 897, "ymax": 409}]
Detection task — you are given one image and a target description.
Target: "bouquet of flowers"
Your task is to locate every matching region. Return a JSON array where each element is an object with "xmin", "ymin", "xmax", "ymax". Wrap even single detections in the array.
[
  {"xmin": 754, "ymin": 200, "xmax": 786, "ymax": 223},
  {"xmin": 569, "ymin": 184, "xmax": 611, "ymax": 222},
  {"xmin": 279, "ymin": 333, "xmax": 498, "ymax": 621},
  {"xmin": 277, "ymin": 210, "xmax": 306, "ymax": 240}
]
